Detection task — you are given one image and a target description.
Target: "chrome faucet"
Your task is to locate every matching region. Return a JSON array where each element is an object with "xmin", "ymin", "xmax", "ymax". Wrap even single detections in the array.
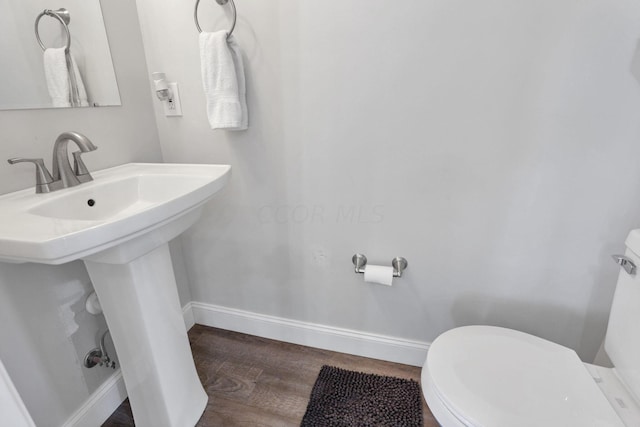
[
  {"xmin": 52, "ymin": 132, "xmax": 98, "ymax": 187},
  {"xmin": 7, "ymin": 131, "xmax": 97, "ymax": 193}
]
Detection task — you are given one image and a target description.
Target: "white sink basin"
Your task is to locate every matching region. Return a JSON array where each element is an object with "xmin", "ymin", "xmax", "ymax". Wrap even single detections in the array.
[{"xmin": 0, "ymin": 163, "xmax": 230, "ymax": 264}]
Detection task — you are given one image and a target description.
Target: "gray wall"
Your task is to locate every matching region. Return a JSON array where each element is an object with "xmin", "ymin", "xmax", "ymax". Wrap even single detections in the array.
[
  {"xmin": 136, "ymin": 0, "xmax": 640, "ymax": 362},
  {"xmin": 0, "ymin": 1, "xmax": 162, "ymax": 425}
]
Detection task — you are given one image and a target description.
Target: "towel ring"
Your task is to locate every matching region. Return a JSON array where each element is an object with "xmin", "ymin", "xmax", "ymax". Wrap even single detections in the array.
[
  {"xmin": 35, "ymin": 8, "xmax": 71, "ymax": 52},
  {"xmin": 194, "ymin": 0, "xmax": 237, "ymax": 39}
]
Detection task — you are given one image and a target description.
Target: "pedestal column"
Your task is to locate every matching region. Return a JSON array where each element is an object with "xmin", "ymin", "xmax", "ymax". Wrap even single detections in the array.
[{"xmin": 84, "ymin": 243, "xmax": 207, "ymax": 427}]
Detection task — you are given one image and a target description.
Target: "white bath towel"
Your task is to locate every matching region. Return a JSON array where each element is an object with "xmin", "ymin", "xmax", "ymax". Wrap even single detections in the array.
[
  {"xmin": 199, "ymin": 31, "xmax": 248, "ymax": 130},
  {"xmin": 43, "ymin": 48, "xmax": 88, "ymax": 108}
]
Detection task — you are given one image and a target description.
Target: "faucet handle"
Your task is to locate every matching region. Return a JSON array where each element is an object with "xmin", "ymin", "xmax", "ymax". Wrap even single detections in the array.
[
  {"xmin": 7, "ymin": 158, "xmax": 54, "ymax": 193},
  {"xmin": 72, "ymin": 151, "xmax": 93, "ymax": 183}
]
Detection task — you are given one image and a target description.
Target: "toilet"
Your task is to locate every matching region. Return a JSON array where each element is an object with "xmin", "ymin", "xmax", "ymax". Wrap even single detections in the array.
[{"xmin": 421, "ymin": 229, "xmax": 640, "ymax": 426}]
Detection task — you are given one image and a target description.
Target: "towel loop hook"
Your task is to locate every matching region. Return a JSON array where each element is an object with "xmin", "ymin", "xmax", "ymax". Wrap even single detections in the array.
[
  {"xmin": 35, "ymin": 8, "xmax": 71, "ymax": 52},
  {"xmin": 194, "ymin": 0, "xmax": 237, "ymax": 39}
]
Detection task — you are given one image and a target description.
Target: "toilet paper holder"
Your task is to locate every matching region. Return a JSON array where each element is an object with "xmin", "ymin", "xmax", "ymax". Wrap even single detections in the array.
[{"xmin": 352, "ymin": 253, "xmax": 408, "ymax": 278}]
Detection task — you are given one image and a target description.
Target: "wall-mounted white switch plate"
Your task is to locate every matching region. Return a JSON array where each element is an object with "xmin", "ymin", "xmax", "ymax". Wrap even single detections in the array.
[{"xmin": 164, "ymin": 82, "xmax": 183, "ymax": 117}]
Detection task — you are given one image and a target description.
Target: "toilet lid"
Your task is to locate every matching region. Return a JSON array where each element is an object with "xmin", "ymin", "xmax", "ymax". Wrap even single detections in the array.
[{"xmin": 426, "ymin": 326, "xmax": 625, "ymax": 427}]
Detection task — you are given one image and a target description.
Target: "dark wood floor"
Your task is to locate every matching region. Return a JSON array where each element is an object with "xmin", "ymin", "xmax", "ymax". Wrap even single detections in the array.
[{"xmin": 102, "ymin": 324, "xmax": 438, "ymax": 426}]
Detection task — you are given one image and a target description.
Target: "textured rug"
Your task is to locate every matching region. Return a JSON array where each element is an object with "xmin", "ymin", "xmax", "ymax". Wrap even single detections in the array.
[{"xmin": 300, "ymin": 365, "xmax": 423, "ymax": 427}]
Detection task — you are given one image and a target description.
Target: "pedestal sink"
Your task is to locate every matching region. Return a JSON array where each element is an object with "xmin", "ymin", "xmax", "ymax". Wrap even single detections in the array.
[{"xmin": 0, "ymin": 163, "xmax": 231, "ymax": 427}]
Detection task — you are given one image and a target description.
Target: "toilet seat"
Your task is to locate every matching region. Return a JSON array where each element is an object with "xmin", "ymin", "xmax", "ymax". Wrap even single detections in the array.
[{"xmin": 422, "ymin": 326, "xmax": 625, "ymax": 427}]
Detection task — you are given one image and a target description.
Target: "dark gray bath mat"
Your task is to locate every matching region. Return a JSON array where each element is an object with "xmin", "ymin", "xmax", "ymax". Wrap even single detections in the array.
[{"xmin": 300, "ymin": 365, "xmax": 423, "ymax": 427}]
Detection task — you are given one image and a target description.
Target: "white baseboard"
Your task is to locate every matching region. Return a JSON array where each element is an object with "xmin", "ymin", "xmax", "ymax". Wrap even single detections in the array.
[
  {"xmin": 187, "ymin": 302, "xmax": 430, "ymax": 367},
  {"xmin": 62, "ymin": 370, "xmax": 127, "ymax": 427},
  {"xmin": 183, "ymin": 301, "xmax": 196, "ymax": 330}
]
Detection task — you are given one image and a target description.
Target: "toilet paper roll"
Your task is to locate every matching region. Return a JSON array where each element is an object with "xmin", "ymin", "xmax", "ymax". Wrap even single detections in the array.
[{"xmin": 364, "ymin": 265, "xmax": 394, "ymax": 286}]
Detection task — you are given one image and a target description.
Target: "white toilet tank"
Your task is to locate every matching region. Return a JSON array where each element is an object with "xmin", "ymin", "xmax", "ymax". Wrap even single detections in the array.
[{"xmin": 604, "ymin": 229, "xmax": 640, "ymax": 402}]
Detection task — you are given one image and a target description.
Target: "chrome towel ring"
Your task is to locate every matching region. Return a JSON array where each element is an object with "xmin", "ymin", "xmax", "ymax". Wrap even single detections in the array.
[
  {"xmin": 35, "ymin": 8, "xmax": 71, "ymax": 52},
  {"xmin": 194, "ymin": 0, "xmax": 237, "ymax": 39}
]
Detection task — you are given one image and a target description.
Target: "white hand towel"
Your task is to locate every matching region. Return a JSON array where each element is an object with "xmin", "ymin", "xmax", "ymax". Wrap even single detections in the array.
[
  {"xmin": 199, "ymin": 31, "xmax": 248, "ymax": 130},
  {"xmin": 227, "ymin": 35, "xmax": 248, "ymax": 130},
  {"xmin": 67, "ymin": 53, "xmax": 89, "ymax": 107},
  {"xmin": 43, "ymin": 48, "xmax": 89, "ymax": 108},
  {"xmin": 43, "ymin": 48, "xmax": 70, "ymax": 107}
]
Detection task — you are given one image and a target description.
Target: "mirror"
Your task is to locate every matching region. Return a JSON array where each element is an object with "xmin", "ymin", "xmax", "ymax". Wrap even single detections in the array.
[{"xmin": 0, "ymin": 0, "xmax": 121, "ymax": 110}]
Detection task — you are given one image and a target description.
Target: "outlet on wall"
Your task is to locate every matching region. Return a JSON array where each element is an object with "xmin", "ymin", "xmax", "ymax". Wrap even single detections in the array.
[{"xmin": 163, "ymin": 82, "xmax": 182, "ymax": 117}]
